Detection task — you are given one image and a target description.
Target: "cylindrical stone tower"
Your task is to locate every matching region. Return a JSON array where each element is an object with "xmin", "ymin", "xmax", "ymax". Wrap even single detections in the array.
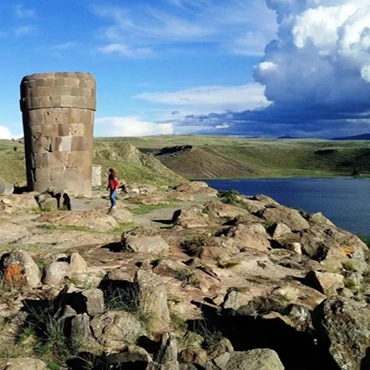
[{"xmin": 20, "ymin": 72, "xmax": 96, "ymax": 196}]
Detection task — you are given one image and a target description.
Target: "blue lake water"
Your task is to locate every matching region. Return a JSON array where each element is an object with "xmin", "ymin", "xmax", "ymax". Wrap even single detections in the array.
[{"xmin": 206, "ymin": 178, "xmax": 370, "ymax": 235}]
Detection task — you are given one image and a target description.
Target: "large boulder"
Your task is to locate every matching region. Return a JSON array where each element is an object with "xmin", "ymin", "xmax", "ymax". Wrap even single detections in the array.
[
  {"xmin": 172, "ymin": 208, "xmax": 210, "ymax": 228},
  {"xmin": 205, "ymin": 201, "xmax": 250, "ymax": 219},
  {"xmin": 225, "ymin": 223, "xmax": 270, "ymax": 252},
  {"xmin": 299, "ymin": 224, "xmax": 367, "ymax": 272},
  {"xmin": 256, "ymin": 206, "xmax": 310, "ymax": 231},
  {"xmin": 176, "ymin": 182, "xmax": 217, "ymax": 197},
  {"xmin": 109, "ymin": 208, "xmax": 134, "ymax": 223},
  {"xmin": 3, "ymin": 249, "xmax": 40, "ymax": 288},
  {"xmin": 121, "ymin": 235, "xmax": 169, "ymax": 255},
  {"xmin": 205, "ymin": 349, "xmax": 284, "ymax": 370},
  {"xmin": 42, "ymin": 261, "xmax": 70, "ymax": 286},
  {"xmin": 135, "ymin": 270, "xmax": 170, "ymax": 333},
  {"xmin": 314, "ymin": 296, "xmax": 370, "ymax": 370},
  {"xmin": 90, "ymin": 311, "xmax": 147, "ymax": 351},
  {"xmin": 306, "ymin": 271, "xmax": 344, "ymax": 296}
]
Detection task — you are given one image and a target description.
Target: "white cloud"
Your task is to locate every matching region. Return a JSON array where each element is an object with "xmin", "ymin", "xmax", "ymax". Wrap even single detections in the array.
[
  {"xmin": 93, "ymin": 1, "xmax": 276, "ymax": 57},
  {"xmin": 98, "ymin": 43, "xmax": 155, "ymax": 58},
  {"xmin": 135, "ymin": 83, "xmax": 270, "ymax": 113},
  {"xmin": 14, "ymin": 25, "xmax": 35, "ymax": 36},
  {"xmin": 51, "ymin": 42, "xmax": 78, "ymax": 51},
  {"xmin": 14, "ymin": 4, "xmax": 35, "ymax": 19},
  {"xmin": 96, "ymin": 116, "xmax": 173, "ymax": 136},
  {"xmin": 0, "ymin": 126, "xmax": 16, "ymax": 140},
  {"xmin": 254, "ymin": 0, "xmax": 370, "ymax": 108}
]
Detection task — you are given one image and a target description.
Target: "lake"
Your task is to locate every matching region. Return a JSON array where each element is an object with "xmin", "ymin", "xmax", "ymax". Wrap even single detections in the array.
[{"xmin": 206, "ymin": 177, "xmax": 370, "ymax": 235}]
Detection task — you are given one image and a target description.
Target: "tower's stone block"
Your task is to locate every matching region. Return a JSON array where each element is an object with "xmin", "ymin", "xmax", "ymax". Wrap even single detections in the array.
[{"xmin": 20, "ymin": 72, "xmax": 96, "ymax": 196}]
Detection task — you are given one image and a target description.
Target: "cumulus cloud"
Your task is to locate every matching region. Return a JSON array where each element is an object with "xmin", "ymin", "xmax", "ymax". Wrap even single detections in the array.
[
  {"xmin": 187, "ymin": 0, "xmax": 370, "ymax": 137},
  {"xmin": 96, "ymin": 116, "xmax": 173, "ymax": 136},
  {"xmin": 255, "ymin": 0, "xmax": 370, "ymax": 108}
]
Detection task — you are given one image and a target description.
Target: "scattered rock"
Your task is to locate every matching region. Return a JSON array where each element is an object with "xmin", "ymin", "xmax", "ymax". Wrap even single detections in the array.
[
  {"xmin": 306, "ymin": 271, "xmax": 344, "ymax": 296},
  {"xmin": 3, "ymin": 249, "xmax": 40, "ymax": 288},
  {"xmin": 205, "ymin": 201, "xmax": 250, "ymax": 219},
  {"xmin": 135, "ymin": 270, "xmax": 170, "ymax": 333},
  {"xmin": 122, "ymin": 235, "xmax": 169, "ymax": 255},
  {"xmin": 42, "ymin": 261, "xmax": 70, "ymax": 286},
  {"xmin": 179, "ymin": 347, "xmax": 207, "ymax": 368},
  {"xmin": 172, "ymin": 208, "xmax": 210, "ymax": 228},
  {"xmin": 123, "ymin": 184, "xmax": 157, "ymax": 194},
  {"xmin": 308, "ymin": 212, "xmax": 334, "ymax": 226},
  {"xmin": 225, "ymin": 223, "xmax": 270, "ymax": 252},
  {"xmin": 108, "ymin": 207, "xmax": 134, "ymax": 223},
  {"xmin": 71, "ymin": 288, "xmax": 105, "ymax": 316},
  {"xmin": 90, "ymin": 311, "xmax": 147, "ymax": 351},
  {"xmin": 205, "ymin": 349, "xmax": 285, "ymax": 370},
  {"xmin": 271, "ymin": 223, "xmax": 292, "ymax": 239},
  {"xmin": 69, "ymin": 252, "xmax": 88, "ymax": 275},
  {"xmin": 71, "ymin": 313, "xmax": 91, "ymax": 341},
  {"xmin": 314, "ymin": 296, "xmax": 370, "ymax": 370},
  {"xmin": 256, "ymin": 206, "xmax": 310, "ymax": 231}
]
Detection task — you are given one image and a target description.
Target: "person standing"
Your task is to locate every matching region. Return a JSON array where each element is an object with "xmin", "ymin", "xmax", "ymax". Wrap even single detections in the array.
[{"xmin": 107, "ymin": 168, "xmax": 119, "ymax": 209}]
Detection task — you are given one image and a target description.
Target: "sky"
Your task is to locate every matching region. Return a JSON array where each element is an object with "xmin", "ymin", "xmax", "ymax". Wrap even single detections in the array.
[{"xmin": 1, "ymin": 0, "xmax": 370, "ymax": 139}]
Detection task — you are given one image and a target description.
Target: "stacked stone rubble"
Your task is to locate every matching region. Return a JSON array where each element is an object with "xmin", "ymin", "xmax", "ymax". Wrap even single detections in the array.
[{"xmin": 20, "ymin": 72, "xmax": 96, "ymax": 196}]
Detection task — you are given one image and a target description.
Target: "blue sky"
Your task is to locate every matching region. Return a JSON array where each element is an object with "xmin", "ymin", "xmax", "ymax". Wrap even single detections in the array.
[{"xmin": 1, "ymin": 0, "xmax": 370, "ymax": 139}]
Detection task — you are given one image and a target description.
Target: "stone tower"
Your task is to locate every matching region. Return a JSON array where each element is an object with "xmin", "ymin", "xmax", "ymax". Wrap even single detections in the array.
[{"xmin": 20, "ymin": 72, "xmax": 96, "ymax": 196}]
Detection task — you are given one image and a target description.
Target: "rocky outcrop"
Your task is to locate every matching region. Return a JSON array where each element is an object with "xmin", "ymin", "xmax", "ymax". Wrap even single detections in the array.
[
  {"xmin": 0, "ymin": 184, "xmax": 369, "ymax": 370},
  {"xmin": 206, "ymin": 349, "xmax": 285, "ymax": 370},
  {"xmin": 314, "ymin": 297, "xmax": 370, "ymax": 370},
  {"xmin": 36, "ymin": 210, "xmax": 119, "ymax": 231}
]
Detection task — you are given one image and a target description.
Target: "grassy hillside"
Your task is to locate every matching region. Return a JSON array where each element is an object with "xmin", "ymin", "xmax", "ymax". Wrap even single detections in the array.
[
  {"xmin": 96, "ymin": 136, "xmax": 370, "ymax": 179},
  {"xmin": 2, "ymin": 135, "xmax": 370, "ymax": 185},
  {"xmin": 0, "ymin": 139, "xmax": 185, "ymax": 186}
]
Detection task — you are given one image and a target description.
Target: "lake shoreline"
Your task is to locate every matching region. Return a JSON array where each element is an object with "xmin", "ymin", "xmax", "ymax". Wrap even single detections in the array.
[{"xmin": 205, "ymin": 177, "xmax": 370, "ymax": 235}]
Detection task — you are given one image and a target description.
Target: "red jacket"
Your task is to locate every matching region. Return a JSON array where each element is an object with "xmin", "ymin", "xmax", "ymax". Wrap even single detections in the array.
[{"xmin": 109, "ymin": 178, "xmax": 119, "ymax": 191}]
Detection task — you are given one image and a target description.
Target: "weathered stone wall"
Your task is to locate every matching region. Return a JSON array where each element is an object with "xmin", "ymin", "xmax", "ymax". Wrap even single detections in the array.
[
  {"xmin": 92, "ymin": 164, "xmax": 102, "ymax": 187},
  {"xmin": 20, "ymin": 72, "xmax": 96, "ymax": 196}
]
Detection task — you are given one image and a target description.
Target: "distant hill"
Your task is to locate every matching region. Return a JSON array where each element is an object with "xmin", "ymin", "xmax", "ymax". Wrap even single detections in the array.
[
  {"xmin": 332, "ymin": 133, "xmax": 370, "ymax": 140},
  {"xmin": 277, "ymin": 135, "xmax": 299, "ymax": 139},
  {"xmin": 3, "ymin": 135, "xmax": 370, "ymax": 184}
]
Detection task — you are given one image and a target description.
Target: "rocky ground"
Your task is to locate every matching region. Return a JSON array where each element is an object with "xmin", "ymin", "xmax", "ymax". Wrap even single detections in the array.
[{"xmin": 0, "ymin": 181, "xmax": 369, "ymax": 370}]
